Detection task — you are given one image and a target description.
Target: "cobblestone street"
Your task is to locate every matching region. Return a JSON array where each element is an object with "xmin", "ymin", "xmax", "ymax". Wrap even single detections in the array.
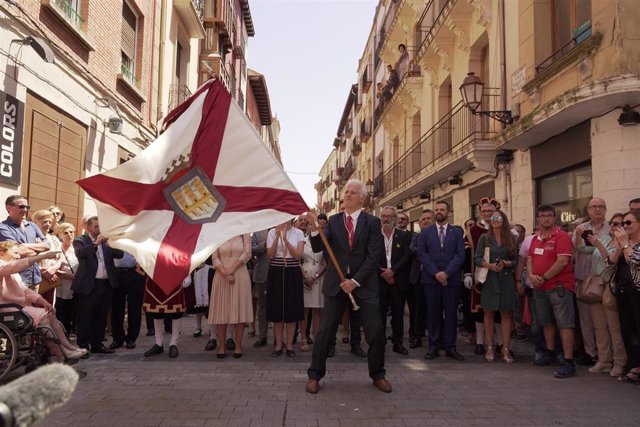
[{"xmin": 36, "ymin": 318, "xmax": 639, "ymax": 427}]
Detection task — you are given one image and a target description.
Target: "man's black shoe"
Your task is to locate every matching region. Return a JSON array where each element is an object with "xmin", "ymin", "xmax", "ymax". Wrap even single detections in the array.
[
  {"xmin": 125, "ymin": 340, "xmax": 136, "ymax": 349},
  {"xmin": 327, "ymin": 346, "xmax": 336, "ymax": 357},
  {"xmin": 474, "ymin": 344, "xmax": 485, "ymax": 355},
  {"xmin": 92, "ymin": 345, "xmax": 115, "ymax": 354},
  {"xmin": 168, "ymin": 345, "xmax": 179, "ymax": 358},
  {"xmin": 424, "ymin": 349, "xmax": 439, "ymax": 360},
  {"xmin": 205, "ymin": 339, "xmax": 217, "ymax": 351},
  {"xmin": 392, "ymin": 344, "xmax": 409, "ymax": 355},
  {"xmin": 146, "ymin": 329, "xmax": 155, "ymax": 337},
  {"xmin": 575, "ymin": 354, "xmax": 596, "ymax": 366},
  {"xmin": 109, "ymin": 341, "xmax": 123, "ymax": 350},
  {"xmin": 351, "ymin": 345, "xmax": 367, "ymax": 358},
  {"xmin": 253, "ymin": 338, "xmax": 267, "ymax": 348},
  {"xmin": 445, "ymin": 349, "xmax": 465, "ymax": 361},
  {"xmin": 144, "ymin": 344, "xmax": 164, "ymax": 357},
  {"xmin": 226, "ymin": 338, "xmax": 236, "ymax": 351}
]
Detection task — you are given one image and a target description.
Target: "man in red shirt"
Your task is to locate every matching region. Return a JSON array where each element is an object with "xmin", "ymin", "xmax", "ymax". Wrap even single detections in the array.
[{"xmin": 527, "ymin": 204, "xmax": 576, "ymax": 378}]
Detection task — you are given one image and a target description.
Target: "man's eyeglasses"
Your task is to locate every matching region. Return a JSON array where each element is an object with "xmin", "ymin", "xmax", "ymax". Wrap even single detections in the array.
[
  {"xmin": 588, "ymin": 205, "xmax": 606, "ymax": 210},
  {"xmin": 14, "ymin": 205, "xmax": 30, "ymax": 210},
  {"xmin": 609, "ymin": 221, "xmax": 621, "ymax": 227},
  {"xmin": 480, "ymin": 210, "xmax": 494, "ymax": 214}
]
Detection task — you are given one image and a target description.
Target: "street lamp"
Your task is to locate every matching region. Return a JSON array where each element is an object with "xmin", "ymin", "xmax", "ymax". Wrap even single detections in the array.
[
  {"xmin": 459, "ymin": 72, "xmax": 514, "ymax": 124},
  {"xmin": 366, "ymin": 179, "xmax": 375, "ymax": 195}
]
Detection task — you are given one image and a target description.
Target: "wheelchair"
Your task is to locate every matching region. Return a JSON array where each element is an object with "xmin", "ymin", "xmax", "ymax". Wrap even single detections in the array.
[{"xmin": 0, "ymin": 303, "xmax": 68, "ymax": 381}]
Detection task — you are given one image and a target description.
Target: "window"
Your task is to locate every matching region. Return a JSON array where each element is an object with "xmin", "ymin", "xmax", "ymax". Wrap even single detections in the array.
[
  {"xmin": 554, "ymin": 0, "xmax": 591, "ymax": 50},
  {"xmin": 121, "ymin": 1, "xmax": 138, "ymax": 86},
  {"xmin": 53, "ymin": 0, "xmax": 82, "ymax": 29}
]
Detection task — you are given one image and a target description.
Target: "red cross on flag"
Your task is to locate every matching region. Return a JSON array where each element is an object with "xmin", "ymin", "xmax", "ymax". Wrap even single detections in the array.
[{"xmin": 77, "ymin": 79, "xmax": 308, "ymax": 293}]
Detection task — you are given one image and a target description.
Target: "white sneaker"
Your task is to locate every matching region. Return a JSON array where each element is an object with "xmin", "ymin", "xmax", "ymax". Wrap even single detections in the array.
[
  {"xmin": 588, "ymin": 361, "xmax": 613, "ymax": 373},
  {"xmin": 64, "ymin": 348, "xmax": 86, "ymax": 360},
  {"xmin": 610, "ymin": 365, "xmax": 625, "ymax": 377}
]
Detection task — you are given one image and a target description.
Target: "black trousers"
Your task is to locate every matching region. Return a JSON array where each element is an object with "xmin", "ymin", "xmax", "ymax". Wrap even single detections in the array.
[
  {"xmin": 76, "ymin": 279, "xmax": 112, "ymax": 349},
  {"xmin": 407, "ymin": 281, "xmax": 426, "ymax": 339},
  {"xmin": 111, "ymin": 268, "xmax": 145, "ymax": 343},
  {"xmin": 331, "ymin": 306, "xmax": 362, "ymax": 347},
  {"xmin": 54, "ymin": 297, "xmax": 76, "ymax": 334},
  {"xmin": 379, "ymin": 281, "xmax": 407, "ymax": 345},
  {"xmin": 308, "ymin": 292, "xmax": 386, "ymax": 381}
]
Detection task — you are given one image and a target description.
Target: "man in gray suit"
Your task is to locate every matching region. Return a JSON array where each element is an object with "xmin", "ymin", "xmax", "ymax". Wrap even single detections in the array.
[{"xmin": 251, "ymin": 229, "xmax": 270, "ymax": 348}]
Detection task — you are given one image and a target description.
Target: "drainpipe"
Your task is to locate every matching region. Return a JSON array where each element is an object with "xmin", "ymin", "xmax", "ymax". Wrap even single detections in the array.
[
  {"xmin": 499, "ymin": 0, "xmax": 512, "ymax": 219},
  {"xmin": 156, "ymin": 0, "xmax": 167, "ymax": 124},
  {"xmin": 147, "ymin": 0, "xmax": 157, "ymax": 131}
]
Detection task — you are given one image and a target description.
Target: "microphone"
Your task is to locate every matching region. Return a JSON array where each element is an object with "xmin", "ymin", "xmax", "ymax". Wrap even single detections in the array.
[{"xmin": 0, "ymin": 363, "xmax": 79, "ymax": 427}]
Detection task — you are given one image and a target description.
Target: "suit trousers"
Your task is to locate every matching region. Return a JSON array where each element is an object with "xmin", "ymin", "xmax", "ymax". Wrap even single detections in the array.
[
  {"xmin": 407, "ymin": 282, "xmax": 426, "ymax": 339},
  {"xmin": 76, "ymin": 279, "xmax": 112, "ymax": 349},
  {"xmin": 379, "ymin": 282, "xmax": 407, "ymax": 345},
  {"xmin": 309, "ymin": 292, "xmax": 386, "ymax": 381},
  {"xmin": 111, "ymin": 269, "xmax": 145, "ymax": 343},
  {"xmin": 424, "ymin": 284, "xmax": 461, "ymax": 351},
  {"xmin": 590, "ymin": 301, "xmax": 627, "ymax": 367},
  {"xmin": 576, "ymin": 281, "xmax": 596, "ymax": 357}
]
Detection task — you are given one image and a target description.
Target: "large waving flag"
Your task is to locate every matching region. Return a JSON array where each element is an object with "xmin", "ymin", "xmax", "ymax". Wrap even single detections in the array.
[{"xmin": 78, "ymin": 79, "xmax": 308, "ymax": 293}]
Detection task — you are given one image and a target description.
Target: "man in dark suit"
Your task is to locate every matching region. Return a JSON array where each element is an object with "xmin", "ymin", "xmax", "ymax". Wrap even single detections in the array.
[
  {"xmin": 306, "ymin": 179, "xmax": 391, "ymax": 394},
  {"xmin": 72, "ymin": 216, "xmax": 123, "ymax": 354},
  {"xmin": 378, "ymin": 206, "xmax": 412, "ymax": 355},
  {"xmin": 408, "ymin": 209, "xmax": 434, "ymax": 348},
  {"xmin": 251, "ymin": 229, "xmax": 270, "ymax": 348},
  {"xmin": 417, "ymin": 200, "xmax": 465, "ymax": 361}
]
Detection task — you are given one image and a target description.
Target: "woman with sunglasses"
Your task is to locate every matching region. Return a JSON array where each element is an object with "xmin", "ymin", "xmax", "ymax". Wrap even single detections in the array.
[
  {"xmin": 607, "ymin": 210, "xmax": 640, "ymax": 382},
  {"xmin": 474, "ymin": 210, "xmax": 518, "ymax": 363},
  {"xmin": 584, "ymin": 213, "xmax": 627, "ymax": 377}
]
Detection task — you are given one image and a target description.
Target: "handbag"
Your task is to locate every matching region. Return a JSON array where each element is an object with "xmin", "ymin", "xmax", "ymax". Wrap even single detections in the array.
[
  {"xmin": 576, "ymin": 275, "xmax": 605, "ymax": 304},
  {"xmin": 474, "ymin": 238, "xmax": 490, "ymax": 284},
  {"xmin": 37, "ymin": 277, "xmax": 62, "ymax": 295},
  {"xmin": 602, "ymin": 284, "xmax": 617, "ymax": 311}
]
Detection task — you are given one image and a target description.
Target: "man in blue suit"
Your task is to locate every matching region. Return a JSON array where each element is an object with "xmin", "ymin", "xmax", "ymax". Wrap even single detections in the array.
[{"xmin": 417, "ymin": 200, "xmax": 466, "ymax": 361}]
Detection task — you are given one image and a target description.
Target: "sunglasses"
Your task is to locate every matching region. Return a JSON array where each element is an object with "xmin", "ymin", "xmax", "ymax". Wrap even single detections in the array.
[
  {"xmin": 622, "ymin": 220, "xmax": 636, "ymax": 227},
  {"xmin": 14, "ymin": 205, "xmax": 30, "ymax": 210},
  {"xmin": 609, "ymin": 221, "xmax": 621, "ymax": 227},
  {"xmin": 490, "ymin": 216, "xmax": 504, "ymax": 222},
  {"xmin": 51, "ymin": 212, "xmax": 62, "ymax": 216}
]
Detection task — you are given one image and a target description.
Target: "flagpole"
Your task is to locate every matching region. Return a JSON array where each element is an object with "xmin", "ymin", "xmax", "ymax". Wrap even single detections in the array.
[{"xmin": 314, "ymin": 224, "xmax": 360, "ymax": 312}]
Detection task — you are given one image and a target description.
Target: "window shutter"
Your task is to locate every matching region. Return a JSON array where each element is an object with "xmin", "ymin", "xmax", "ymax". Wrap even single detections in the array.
[{"xmin": 121, "ymin": 2, "xmax": 137, "ymax": 62}]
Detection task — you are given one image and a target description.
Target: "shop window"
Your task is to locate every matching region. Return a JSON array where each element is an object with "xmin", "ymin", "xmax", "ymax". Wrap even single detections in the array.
[{"xmin": 537, "ymin": 163, "xmax": 592, "ymax": 227}]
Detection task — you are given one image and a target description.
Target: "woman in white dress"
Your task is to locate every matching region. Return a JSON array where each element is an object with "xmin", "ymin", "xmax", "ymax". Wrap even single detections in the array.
[{"xmin": 299, "ymin": 222, "xmax": 326, "ymax": 352}]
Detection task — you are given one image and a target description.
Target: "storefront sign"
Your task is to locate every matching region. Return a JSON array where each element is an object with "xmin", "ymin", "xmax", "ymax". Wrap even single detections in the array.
[
  {"xmin": 511, "ymin": 66, "xmax": 526, "ymax": 96},
  {"xmin": 0, "ymin": 92, "xmax": 24, "ymax": 186}
]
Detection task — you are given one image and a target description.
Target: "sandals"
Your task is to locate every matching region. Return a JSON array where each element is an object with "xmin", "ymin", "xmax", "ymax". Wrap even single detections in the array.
[
  {"xmin": 485, "ymin": 345, "xmax": 495, "ymax": 362},
  {"xmin": 247, "ymin": 330, "xmax": 256, "ymax": 338},
  {"xmin": 300, "ymin": 339, "xmax": 310, "ymax": 352},
  {"xmin": 272, "ymin": 348, "xmax": 283, "ymax": 357},
  {"xmin": 502, "ymin": 347, "xmax": 514, "ymax": 364},
  {"xmin": 286, "ymin": 349, "xmax": 296, "ymax": 357},
  {"xmin": 342, "ymin": 337, "xmax": 349, "ymax": 344},
  {"xmin": 619, "ymin": 368, "xmax": 640, "ymax": 383}
]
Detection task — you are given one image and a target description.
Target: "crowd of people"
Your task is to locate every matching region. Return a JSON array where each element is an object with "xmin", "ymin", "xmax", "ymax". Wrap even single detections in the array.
[{"xmin": 0, "ymin": 185, "xmax": 639, "ymax": 393}]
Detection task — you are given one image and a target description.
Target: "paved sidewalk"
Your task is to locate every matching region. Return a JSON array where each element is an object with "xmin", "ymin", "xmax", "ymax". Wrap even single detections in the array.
[{"xmin": 35, "ymin": 319, "xmax": 639, "ymax": 426}]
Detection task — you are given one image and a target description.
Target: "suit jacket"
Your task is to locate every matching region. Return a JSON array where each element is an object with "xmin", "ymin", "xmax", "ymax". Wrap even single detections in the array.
[
  {"xmin": 251, "ymin": 229, "xmax": 270, "ymax": 283},
  {"xmin": 416, "ymin": 223, "xmax": 465, "ymax": 287},
  {"xmin": 71, "ymin": 234, "xmax": 123, "ymax": 296},
  {"xmin": 409, "ymin": 231, "xmax": 421, "ymax": 284},
  {"xmin": 378, "ymin": 228, "xmax": 412, "ymax": 290},
  {"xmin": 310, "ymin": 211, "xmax": 383, "ymax": 299}
]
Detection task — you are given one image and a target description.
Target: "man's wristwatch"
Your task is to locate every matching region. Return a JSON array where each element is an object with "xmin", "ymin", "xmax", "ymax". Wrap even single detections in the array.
[
  {"xmin": 541, "ymin": 275, "xmax": 548, "ymax": 282},
  {"xmin": 622, "ymin": 243, "xmax": 630, "ymax": 250}
]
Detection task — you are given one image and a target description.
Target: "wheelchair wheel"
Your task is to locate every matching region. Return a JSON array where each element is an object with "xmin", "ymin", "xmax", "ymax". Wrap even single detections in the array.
[{"xmin": 0, "ymin": 323, "xmax": 18, "ymax": 381}]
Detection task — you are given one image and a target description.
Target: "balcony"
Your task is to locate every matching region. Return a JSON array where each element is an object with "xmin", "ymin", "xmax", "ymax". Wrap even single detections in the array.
[
  {"xmin": 374, "ymin": 47, "xmax": 421, "ymax": 130},
  {"xmin": 360, "ymin": 118, "xmax": 372, "ymax": 142},
  {"xmin": 361, "ymin": 65, "xmax": 372, "ymax": 94},
  {"xmin": 380, "ymin": 92, "xmax": 500, "ymax": 203},
  {"xmin": 414, "ymin": 0, "xmax": 454, "ymax": 62},
  {"xmin": 210, "ymin": 56, "xmax": 236, "ymax": 98},
  {"xmin": 374, "ymin": 0, "xmax": 400, "ymax": 69},
  {"xmin": 345, "ymin": 120, "xmax": 354, "ymax": 138},
  {"xmin": 168, "ymin": 84, "xmax": 192, "ymax": 110},
  {"xmin": 373, "ymin": 173, "xmax": 384, "ymax": 198},
  {"xmin": 174, "ymin": 0, "xmax": 206, "ymax": 39},
  {"xmin": 210, "ymin": 0, "xmax": 234, "ymax": 44},
  {"xmin": 351, "ymin": 137, "xmax": 362, "ymax": 156},
  {"xmin": 343, "ymin": 157, "xmax": 355, "ymax": 180},
  {"xmin": 41, "ymin": 0, "xmax": 94, "ymax": 50}
]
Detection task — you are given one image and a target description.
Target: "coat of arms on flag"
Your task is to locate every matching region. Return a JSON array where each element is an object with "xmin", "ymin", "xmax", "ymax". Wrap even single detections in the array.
[{"xmin": 78, "ymin": 79, "xmax": 308, "ymax": 293}]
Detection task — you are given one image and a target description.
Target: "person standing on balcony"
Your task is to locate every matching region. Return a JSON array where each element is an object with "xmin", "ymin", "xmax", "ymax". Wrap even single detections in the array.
[
  {"xmin": 386, "ymin": 65, "xmax": 399, "ymax": 92},
  {"xmin": 418, "ymin": 200, "xmax": 466, "ymax": 361}
]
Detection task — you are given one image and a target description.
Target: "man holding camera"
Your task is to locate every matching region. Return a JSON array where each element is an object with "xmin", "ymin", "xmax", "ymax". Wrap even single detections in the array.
[{"xmin": 573, "ymin": 197, "xmax": 610, "ymax": 367}]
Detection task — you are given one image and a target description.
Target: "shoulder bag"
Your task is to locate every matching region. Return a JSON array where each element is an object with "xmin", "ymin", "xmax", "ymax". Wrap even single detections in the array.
[
  {"xmin": 474, "ymin": 236, "xmax": 490, "ymax": 284},
  {"xmin": 576, "ymin": 275, "xmax": 605, "ymax": 304}
]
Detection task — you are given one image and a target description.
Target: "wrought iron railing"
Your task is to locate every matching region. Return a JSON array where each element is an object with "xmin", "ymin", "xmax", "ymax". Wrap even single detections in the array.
[
  {"xmin": 415, "ymin": 0, "xmax": 452, "ymax": 56},
  {"xmin": 192, "ymin": 0, "xmax": 204, "ymax": 22},
  {"xmin": 361, "ymin": 65, "xmax": 372, "ymax": 93},
  {"xmin": 168, "ymin": 84, "xmax": 192, "ymax": 110},
  {"xmin": 360, "ymin": 118, "xmax": 371, "ymax": 138},
  {"xmin": 374, "ymin": 173, "xmax": 384, "ymax": 197},
  {"xmin": 381, "ymin": 90, "xmax": 500, "ymax": 197},
  {"xmin": 120, "ymin": 63, "xmax": 140, "ymax": 87},
  {"xmin": 54, "ymin": 0, "xmax": 84, "ymax": 29},
  {"xmin": 535, "ymin": 23, "xmax": 592, "ymax": 75},
  {"xmin": 343, "ymin": 157, "xmax": 355, "ymax": 179}
]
